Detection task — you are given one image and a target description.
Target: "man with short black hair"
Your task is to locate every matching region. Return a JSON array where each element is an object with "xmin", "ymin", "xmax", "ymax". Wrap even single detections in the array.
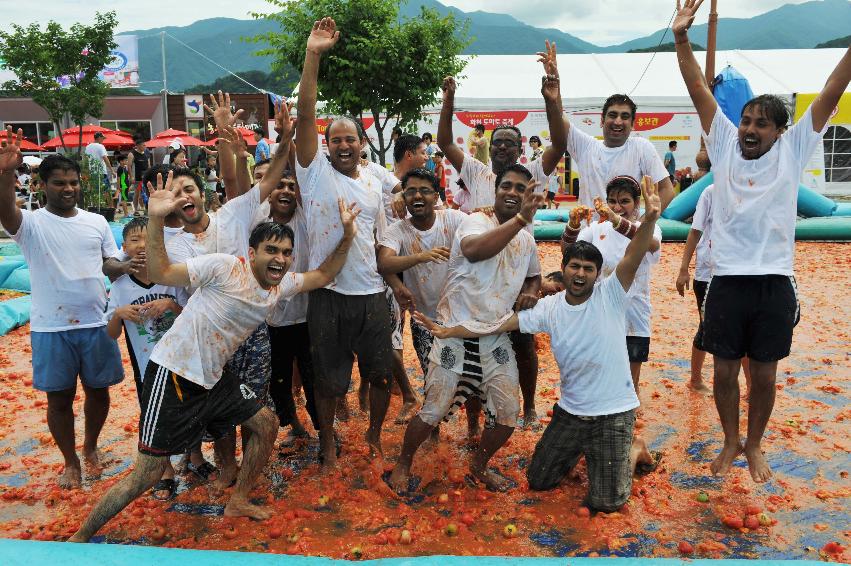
[
  {"xmin": 254, "ymin": 128, "xmax": 270, "ymax": 162},
  {"xmin": 130, "ymin": 136, "xmax": 152, "ymax": 215},
  {"xmin": 0, "ymin": 134, "xmax": 126, "ymax": 489},
  {"xmin": 664, "ymin": 140, "xmax": 677, "ymax": 182},
  {"xmin": 85, "ymin": 132, "xmax": 113, "ymax": 191}
]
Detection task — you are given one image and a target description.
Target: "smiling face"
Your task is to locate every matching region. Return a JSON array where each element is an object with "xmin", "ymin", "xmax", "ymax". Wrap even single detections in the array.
[
  {"xmin": 172, "ymin": 175, "xmax": 206, "ymax": 225},
  {"xmin": 402, "ymin": 177, "xmax": 438, "ymax": 219},
  {"xmin": 249, "ymin": 236, "xmax": 294, "ymax": 289},
  {"xmin": 738, "ymin": 105, "xmax": 782, "ymax": 160},
  {"xmin": 254, "ymin": 162, "xmax": 270, "ymax": 184},
  {"xmin": 406, "ymin": 142, "xmax": 428, "ymax": 170},
  {"xmin": 327, "ymin": 119, "xmax": 363, "ymax": 176},
  {"xmin": 494, "ymin": 170, "xmax": 529, "ymax": 221},
  {"xmin": 562, "ymin": 257, "xmax": 599, "ymax": 301},
  {"xmin": 122, "ymin": 227, "xmax": 146, "ymax": 260},
  {"xmin": 269, "ymin": 176, "xmax": 298, "ymax": 218},
  {"xmin": 171, "ymin": 150, "xmax": 188, "ymax": 168},
  {"xmin": 490, "ymin": 129, "xmax": 521, "ymax": 171},
  {"xmin": 606, "ymin": 188, "xmax": 638, "ymax": 220},
  {"xmin": 43, "ymin": 168, "xmax": 80, "ymax": 213},
  {"xmin": 600, "ymin": 103, "xmax": 634, "ymax": 147}
]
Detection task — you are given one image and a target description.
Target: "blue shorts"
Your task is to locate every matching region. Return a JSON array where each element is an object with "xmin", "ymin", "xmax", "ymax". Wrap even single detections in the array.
[{"xmin": 32, "ymin": 327, "xmax": 124, "ymax": 392}]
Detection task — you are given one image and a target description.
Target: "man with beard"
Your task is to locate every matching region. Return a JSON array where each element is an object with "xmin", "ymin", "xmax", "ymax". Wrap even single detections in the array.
[
  {"xmin": 388, "ymin": 164, "xmax": 543, "ymax": 492},
  {"xmin": 295, "ymin": 17, "xmax": 394, "ymax": 470},
  {"xmin": 414, "ymin": 176, "xmax": 662, "ymax": 510},
  {"xmin": 437, "ymin": 43, "xmax": 566, "ymax": 428},
  {"xmin": 0, "ymin": 137, "xmax": 125, "ymax": 489}
]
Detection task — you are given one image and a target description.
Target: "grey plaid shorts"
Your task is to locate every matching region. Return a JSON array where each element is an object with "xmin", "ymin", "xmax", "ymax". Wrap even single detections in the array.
[
  {"xmin": 226, "ymin": 323, "xmax": 273, "ymax": 411},
  {"xmin": 526, "ymin": 404, "xmax": 635, "ymax": 512}
]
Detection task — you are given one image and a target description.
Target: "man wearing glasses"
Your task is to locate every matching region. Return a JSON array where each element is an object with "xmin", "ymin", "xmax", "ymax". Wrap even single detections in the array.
[{"xmin": 436, "ymin": 42, "xmax": 566, "ymax": 428}]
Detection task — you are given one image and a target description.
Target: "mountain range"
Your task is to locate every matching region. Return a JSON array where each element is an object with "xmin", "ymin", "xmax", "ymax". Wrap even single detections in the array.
[{"xmin": 123, "ymin": 0, "xmax": 851, "ymax": 92}]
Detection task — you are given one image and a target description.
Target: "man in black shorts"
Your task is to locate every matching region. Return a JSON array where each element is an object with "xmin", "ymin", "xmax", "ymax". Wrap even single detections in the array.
[
  {"xmin": 674, "ymin": 0, "xmax": 850, "ymax": 481},
  {"xmin": 69, "ymin": 171, "xmax": 358, "ymax": 542}
]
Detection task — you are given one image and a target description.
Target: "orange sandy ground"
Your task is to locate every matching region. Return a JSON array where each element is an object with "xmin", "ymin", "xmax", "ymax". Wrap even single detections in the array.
[{"xmin": 0, "ymin": 242, "xmax": 849, "ymax": 561}]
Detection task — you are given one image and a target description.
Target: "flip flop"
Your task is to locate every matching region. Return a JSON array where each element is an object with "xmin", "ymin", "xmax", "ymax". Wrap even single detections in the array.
[
  {"xmin": 187, "ymin": 461, "xmax": 218, "ymax": 482},
  {"xmin": 151, "ymin": 478, "xmax": 177, "ymax": 501},
  {"xmin": 636, "ymin": 451, "xmax": 663, "ymax": 477}
]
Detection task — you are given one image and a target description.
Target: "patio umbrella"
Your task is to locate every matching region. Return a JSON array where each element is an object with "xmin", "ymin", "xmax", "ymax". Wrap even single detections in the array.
[
  {"xmin": 145, "ymin": 135, "xmax": 205, "ymax": 148},
  {"xmin": 60, "ymin": 124, "xmax": 114, "ymax": 136},
  {"xmin": 41, "ymin": 132, "xmax": 134, "ymax": 150},
  {"xmin": 6, "ymin": 139, "xmax": 44, "ymax": 151},
  {"xmin": 206, "ymin": 127, "xmax": 272, "ymax": 147},
  {"xmin": 153, "ymin": 128, "xmax": 189, "ymax": 138}
]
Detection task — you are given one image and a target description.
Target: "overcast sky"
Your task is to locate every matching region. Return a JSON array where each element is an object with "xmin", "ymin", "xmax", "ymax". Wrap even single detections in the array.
[{"xmin": 9, "ymin": 0, "xmax": 816, "ymax": 45}]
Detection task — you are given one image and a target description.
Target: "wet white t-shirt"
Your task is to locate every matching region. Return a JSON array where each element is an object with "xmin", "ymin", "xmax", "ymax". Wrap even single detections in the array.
[
  {"xmin": 459, "ymin": 155, "xmax": 549, "ymax": 228},
  {"xmin": 364, "ymin": 161, "xmax": 402, "ymax": 226},
  {"xmin": 578, "ymin": 220, "xmax": 661, "ymax": 337},
  {"xmin": 7, "ymin": 208, "xmax": 119, "ymax": 332},
  {"xmin": 149, "ymin": 254, "xmax": 302, "ymax": 388},
  {"xmin": 379, "ymin": 209, "xmax": 467, "ymax": 319},
  {"xmin": 295, "ymin": 150, "xmax": 386, "ymax": 295},
  {"xmin": 519, "ymin": 275, "xmax": 639, "ymax": 417},
  {"xmin": 566, "ymin": 126, "xmax": 668, "ymax": 208},
  {"xmin": 436, "ymin": 212, "xmax": 540, "ymax": 333},
  {"xmin": 691, "ymin": 185, "xmax": 714, "ymax": 283},
  {"xmin": 704, "ymin": 106, "xmax": 825, "ymax": 276}
]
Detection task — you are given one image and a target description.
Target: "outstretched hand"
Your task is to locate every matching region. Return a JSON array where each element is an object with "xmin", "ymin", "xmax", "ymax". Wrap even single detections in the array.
[
  {"xmin": 673, "ymin": 0, "xmax": 705, "ymax": 37},
  {"xmin": 273, "ymin": 99, "xmax": 295, "ymax": 142},
  {"xmin": 640, "ymin": 175, "xmax": 661, "ymax": 222},
  {"xmin": 147, "ymin": 171, "xmax": 189, "ymax": 218},
  {"xmin": 593, "ymin": 197, "xmax": 619, "ymax": 224},
  {"xmin": 306, "ymin": 17, "xmax": 340, "ymax": 54},
  {"xmin": 338, "ymin": 198, "xmax": 361, "ymax": 239},
  {"xmin": 518, "ymin": 180, "xmax": 545, "ymax": 223},
  {"xmin": 0, "ymin": 127, "xmax": 23, "ymax": 172},
  {"xmin": 411, "ymin": 311, "xmax": 459, "ymax": 340},
  {"xmin": 441, "ymin": 76, "xmax": 457, "ymax": 104},
  {"xmin": 568, "ymin": 204, "xmax": 593, "ymax": 228},
  {"xmin": 537, "ymin": 40, "xmax": 561, "ymax": 103},
  {"xmin": 204, "ymin": 90, "xmax": 244, "ymax": 129}
]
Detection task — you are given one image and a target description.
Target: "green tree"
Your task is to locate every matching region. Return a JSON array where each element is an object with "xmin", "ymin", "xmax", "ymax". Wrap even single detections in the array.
[
  {"xmin": 252, "ymin": 0, "xmax": 471, "ymax": 166},
  {"xmin": 0, "ymin": 12, "xmax": 118, "ymax": 155}
]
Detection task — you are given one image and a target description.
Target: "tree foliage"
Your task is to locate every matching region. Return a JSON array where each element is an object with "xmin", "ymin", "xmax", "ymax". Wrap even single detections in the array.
[
  {"xmin": 0, "ymin": 12, "xmax": 118, "ymax": 154},
  {"xmin": 252, "ymin": 0, "xmax": 471, "ymax": 165}
]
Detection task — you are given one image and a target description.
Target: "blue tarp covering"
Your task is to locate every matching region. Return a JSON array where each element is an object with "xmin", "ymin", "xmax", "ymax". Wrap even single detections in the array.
[
  {"xmin": 712, "ymin": 66, "xmax": 754, "ymax": 126},
  {"xmin": 0, "ymin": 540, "xmax": 831, "ymax": 566}
]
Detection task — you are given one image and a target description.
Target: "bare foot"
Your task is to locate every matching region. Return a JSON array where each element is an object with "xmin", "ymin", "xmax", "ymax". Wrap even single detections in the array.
[
  {"xmin": 67, "ymin": 532, "xmax": 87, "ymax": 543},
  {"xmin": 58, "ymin": 464, "xmax": 82, "ymax": 489},
  {"xmin": 387, "ymin": 464, "xmax": 410, "ymax": 492},
  {"xmin": 224, "ymin": 496, "xmax": 271, "ymax": 520},
  {"xmin": 470, "ymin": 465, "xmax": 511, "ymax": 492},
  {"xmin": 710, "ymin": 441, "xmax": 743, "ymax": 477},
  {"xmin": 358, "ymin": 384, "xmax": 369, "ymax": 413},
  {"xmin": 82, "ymin": 448, "xmax": 110, "ymax": 479},
  {"xmin": 365, "ymin": 431, "xmax": 384, "ymax": 459},
  {"xmin": 744, "ymin": 443, "xmax": 772, "ymax": 483},
  {"xmin": 213, "ymin": 464, "xmax": 237, "ymax": 491},
  {"xmin": 630, "ymin": 437, "xmax": 653, "ymax": 468},
  {"xmin": 521, "ymin": 409, "xmax": 542, "ymax": 430},
  {"xmin": 687, "ymin": 381, "xmax": 711, "ymax": 394},
  {"xmin": 394, "ymin": 400, "xmax": 418, "ymax": 424},
  {"xmin": 467, "ymin": 422, "xmax": 481, "ymax": 441}
]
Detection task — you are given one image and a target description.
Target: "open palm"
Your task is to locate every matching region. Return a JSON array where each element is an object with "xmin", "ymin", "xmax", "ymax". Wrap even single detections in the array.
[
  {"xmin": 307, "ymin": 18, "xmax": 340, "ymax": 54},
  {"xmin": 0, "ymin": 128, "xmax": 23, "ymax": 171},
  {"xmin": 673, "ymin": 0, "xmax": 705, "ymax": 36}
]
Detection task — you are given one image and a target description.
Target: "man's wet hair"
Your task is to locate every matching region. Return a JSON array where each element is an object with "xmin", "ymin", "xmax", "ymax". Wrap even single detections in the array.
[
  {"xmin": 393, "ymin": 134, "xmax": 423, "ymax": 164},
  {"xmin": 492, "ymin": 125, "xmax": 522, "ymax": 140},
  {"xmin": 606, "ymin": 175, "xmax": 641, "ymax": 201},
  {"xmin": 495, "ymin": 163, "xmax": 532, "ymax": 189},
  {"xmin": 170, "ymin": 167, "xmax": 206, "ymax": 194},
  {"xmin": 741, "ymin": 94, "xmax": 790, "ymax": 130},
  {"xmin": 254, "ymin": 158, "xmax": 271, "ymax": 169},
  {"xmin": 545, "ymin": 270, "xmax": 564, "ymax": 283},
  {"xmin": 324, "ymin": 116, "xmax": 365, "ymax": 144},
  {"xmin": 401, "ymin": 168, "xmax": 439, "ymax": 191},
  {"xmin": 38, "ymin": 154, "xmax": 80, "ymax": 184},
  {"xmin": 249, "ymin": 221, "xmax": 295, "ymax": 249},
  {"xmin": 142, "ymin": 164, "xmax": 171, "ymax": 189},
  {"xmin": 602, "ymin": 94, "xmax": 637, "ymax": 121},
  {"xmin": 562, "ymin": 241, "xmax": 604, "ymax": 271},
  {"xmin": 122, "ymin": 216, "xmax": 148, "ymax": 240}
]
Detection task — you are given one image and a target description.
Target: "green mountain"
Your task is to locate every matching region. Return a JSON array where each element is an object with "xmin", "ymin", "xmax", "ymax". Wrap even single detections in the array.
[
  {"xmin": 816, "ymin": 34, "xmax": 851, "ymax": 48},
  {"xmin": 122, "ymin": 0, "xmax": 851, "ymax": 93}
]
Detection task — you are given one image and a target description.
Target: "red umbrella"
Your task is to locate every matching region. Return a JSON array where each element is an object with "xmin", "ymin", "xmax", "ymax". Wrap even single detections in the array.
[
  {"xmin": 60, "ymin": 124, "xmax": 114, "ymax": 136},
  {"xmin": 17, "ymin": 139, "xmax": 44, "ymax": 151},
  {"xmin": 145, "ymin": 135, "xmax": 205, "ymax": 148},
  {"xmin": 207, "ymin": 127, "xmax": 272, "ymax": 147},
  {"xmin": 154, "ymin": 128, "xmax": 189, "ymax": 138},
  {"xmin": 41, "ymin": 132, "xmax": 134, "ymax": 150}
]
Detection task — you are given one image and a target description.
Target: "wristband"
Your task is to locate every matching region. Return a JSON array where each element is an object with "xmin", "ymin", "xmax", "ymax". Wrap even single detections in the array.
[{"xmin": 514, "ymin": 213, "xmax": 529, "ymax": 227}]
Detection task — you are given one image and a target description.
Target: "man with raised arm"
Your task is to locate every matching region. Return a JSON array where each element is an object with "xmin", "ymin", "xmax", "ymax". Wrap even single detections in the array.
[
  {"xmin": 414, "ymin": 176, "xmax": 661, "ymax": 511},
  {"xmin": 295, "ymin": 17, "xmax": 395, "ymax": 470},
  {"xmin": 388, "ymin": 164, "xmax": 544, "ymax": 492},
  {"xmin": 673, "ymin": 0, "xmax": 851, "ymax": 482},
  {"xmin": 0, "ymin": 131, "xmax": 126, "ymax": 489},
  {"xmin": 69, "ymin": 172, "xmax": 359, "ymax": 542},
  {"xmin": 437, "ymin": 42, "xmax": 566, "ymax": 427}
]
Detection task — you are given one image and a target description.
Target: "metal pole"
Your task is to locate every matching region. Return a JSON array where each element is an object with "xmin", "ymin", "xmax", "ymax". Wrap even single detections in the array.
[
  {"xmin": 160, "ymin": 32, "xmax": 168, "ymax": 131},
  {"xmin": 705, "ymin": 0, "xmax": 718, "ymax": 87}
]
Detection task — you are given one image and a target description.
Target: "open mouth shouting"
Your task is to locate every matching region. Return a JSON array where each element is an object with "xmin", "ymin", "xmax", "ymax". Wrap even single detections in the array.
[
  {"xmin": 266, "ymin": 262, "xmax": 285, "ymax": 283},
  {"xmin": 411, "ymin": 199, "xmax": 426, "ymax": 212},
  {"xmin": 569, "ymin": 276, "xmax": 587, "ymax": 293},
  {"xmin": 742, "ymin": 135, "xmax": 760, "ymax": 154},
  {"xmin": 182, "ymin": 201, "xmax": 198, "ymax": 218},
  {"xmin": 503, "ymin": 197, "xmax": 520, "ymax": 210}
]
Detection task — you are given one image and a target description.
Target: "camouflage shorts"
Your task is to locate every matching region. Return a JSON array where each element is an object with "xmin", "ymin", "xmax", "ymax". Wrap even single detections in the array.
[{"xmin": 225, "ymin": 323, "xmax": 274, "ymax": 412}]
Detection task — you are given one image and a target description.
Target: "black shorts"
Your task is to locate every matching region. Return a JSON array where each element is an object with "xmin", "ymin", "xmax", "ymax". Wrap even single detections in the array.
[
  {"xmin": 546, "ymin": 191, "xmax": 556, "ymax": 201},
  {"xmin": 138, "ymin": 362, "xmax": 262, "ymax": 456},
  {"xmin": 626, "ymin": 336, "xmax": 650, "ymax": 363},
  {"xmin": 307, "ymin": 288, "xmax": 393, "ymax": 398},
  {"xmin": 692, "ymin": 279, "xmax": 709, "ymax": 350},
  {"xmin": 702, "ymin": 275, "xmax": 799, "ymax": 363}
]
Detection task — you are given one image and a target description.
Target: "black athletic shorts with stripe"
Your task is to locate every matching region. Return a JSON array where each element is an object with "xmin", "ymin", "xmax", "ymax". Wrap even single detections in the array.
[{"xmin": 138, "ymin": 362, "xmax": 262, "ymax": 456}]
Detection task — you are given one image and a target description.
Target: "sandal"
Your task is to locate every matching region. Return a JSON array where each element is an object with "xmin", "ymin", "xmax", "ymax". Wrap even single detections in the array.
[
  {"xmin": 187, "ymin": 461, "xmax": 218, "ymax": 482},
  {"xmin": 636, "ymin": 451, "xmax": 663, "ymax": 477},
  {"xmin": 151, "ymin": 478, "xmax": 177, "ymax": 500}
]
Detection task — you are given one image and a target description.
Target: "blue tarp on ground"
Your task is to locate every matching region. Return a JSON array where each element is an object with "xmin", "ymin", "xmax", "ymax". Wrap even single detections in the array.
[{"xmin": 0, "ymin": 540, "xmax": 832, "ymax": 566}]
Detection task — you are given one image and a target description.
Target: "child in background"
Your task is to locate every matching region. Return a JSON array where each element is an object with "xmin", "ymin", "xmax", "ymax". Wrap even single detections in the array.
[
  {"xmin": 115, "ymin": 154, "xmax": 132, "ymax": 217},
  {"xmin": 105, "ymin": 217, "xmax": 190, "ymax": 500},
  {"xmin": 204, "ymin": 155, "xmax": 221, "ymax": 211},
  {"xmin": 433, "ymin": 151, "xmax": 446, "ymax": 202}
]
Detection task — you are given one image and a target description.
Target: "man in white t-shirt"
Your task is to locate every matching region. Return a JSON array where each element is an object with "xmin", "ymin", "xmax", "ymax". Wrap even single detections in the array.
[
  {"xmin": 295, "ymin": 17, "xmax": 395, "ymax": 470},
  {"xmin": 69, "ymin": 177, "xmax": 359, "ymax": 542},
  {"xmin": 674, "ymin": 0, "xmax": 851, "ymax": 482},
  {"xmin": 436, "ymin": 43, "xmax": 566, "ymax": 427},
  {"xmin": 0, "ymin": 146, "xmax": 127, "ymax": 490},
  {"xmin": 414, "ymin": 177, "xmax": 663, "ymax": 511},
  {"xmin": 388, "ymin": 164, "xmax": 544, "ymax": 493},
  {"xmin": 85, "ymin": 132, "xmax": 114, "ymax": 189}
]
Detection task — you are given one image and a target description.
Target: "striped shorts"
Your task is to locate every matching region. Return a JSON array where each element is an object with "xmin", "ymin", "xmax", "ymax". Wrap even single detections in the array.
[{"xmin": 137, "ymin": 362, "xmax": 261, "ymax": 456}]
